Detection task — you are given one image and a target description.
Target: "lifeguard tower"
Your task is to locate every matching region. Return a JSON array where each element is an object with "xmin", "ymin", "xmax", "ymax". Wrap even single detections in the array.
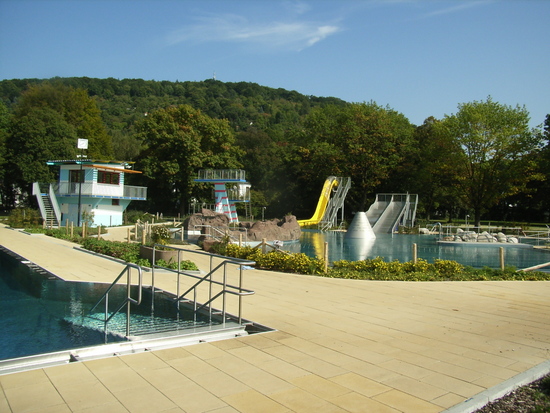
[
  {"xmin": 194, "ymin": 170, "xmax": 250, "ymax": 224},
  {"xmin": 33, "ymin": 159, "xmax": 147, "ymax": 227}
]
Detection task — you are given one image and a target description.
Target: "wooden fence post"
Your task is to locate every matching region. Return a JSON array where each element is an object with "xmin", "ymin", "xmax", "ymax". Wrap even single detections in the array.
[{"xmin": 324, "ymin": 242, "xmax": 329, "ymax": 273}]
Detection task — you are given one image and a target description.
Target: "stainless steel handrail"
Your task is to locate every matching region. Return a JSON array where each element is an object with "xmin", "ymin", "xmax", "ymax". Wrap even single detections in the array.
[
  {"xmin": 89, "ymin": 263, "xmax": 143, "ymax": 338},
  {"xmin": 150, "ymin": 244, "xmax": 255, "ymax": 324}
]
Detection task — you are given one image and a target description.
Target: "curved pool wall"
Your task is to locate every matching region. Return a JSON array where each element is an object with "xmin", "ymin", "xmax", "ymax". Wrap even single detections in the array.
[{"xmin": 286, "ymin": 230, "xmax": 550, "ymax": 271}]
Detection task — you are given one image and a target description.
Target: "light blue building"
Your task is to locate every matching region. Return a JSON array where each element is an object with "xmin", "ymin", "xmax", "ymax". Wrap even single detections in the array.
[{"xmin": 33, "ymin": 159, "xmax": 147, "ymax": 227}]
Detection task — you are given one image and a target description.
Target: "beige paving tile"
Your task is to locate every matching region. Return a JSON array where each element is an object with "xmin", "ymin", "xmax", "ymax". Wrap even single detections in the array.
[
  {"xmin": 330, "ymin": 372, "xmax": 391, "ymax": 397},
  {"xmin": 185, "ymin": 342, "xmax": 228, "ymax": 360},
  {"xmin": 270, "ymin": 387, "xmax": 338, "ymax": 412},
  {"xmin": 208, "ymin": 406, "xmax": 240, "ymax": 413},
  {"xmin": 191, "ymin": 370, "xmax": 251, "ymax": 397},
  {"xmin": 169, "ymin": 354, "xmax": 221, "ymax": 378},
  {"xmin": 113, "ymin": 383, "xmax": 177, "ymax": 412},
  {"xmin": 424, "ymin": 360, "xmax": 484, "ymax": 383},
  {"xmin": 153, "ymin": 346, "xmax": 194, "ymax": 361},
  {"xmin": 227, "ymin": 344, "xmax": 277, "ymax": 364},
  {"xmin": 257, "ymin": 358, "xmax": 310, "ymax": 381},
  {"xmin": 210, "ymin": 338, "xmax": 249, "ymax": 351},
  {"xmin": 54, "ymin": 379, "xmax": 118, "ymax": 411},
  {"xmin": 329, "ymin": 391, "xmax": 400, "ymax": 413},
  {"xmin": 0, "ymin": 394, "xmax": 10, "ymax": 413},
  {"xmin": 3, "ymin": 380, "xmax": 65, "ymax": 412},
  {"xmin": 382, "ymin": 374, "xmax": 447, "ymax": 401},
  {"xmin": 461, "ymin": 348, "xmax": 517, "ymax": 368},
  {"xmin": 263, "ymin": 330, "xmax": 298, "ymax": 342},
  {"xmin": 290, "ymin": 374, "xmax": 351, "ymax": 400},
  {"xmin": 86, "ymin": 362, "xmax": 150, "ymax": 392},
  {"xmin": 72, "ymin": 400, "xmax": 129, "ymax": 413},
  {"xmin": 378, "ymin": 358, "xmax": 435, "ymax": 380},
  {"xmin": 83, "ymin": 355, "xmax": 129, "ymax": 373},
  {"xmin": 237, "ymin": 333, "xmax": 282, "ymax": 349},
  {"xmin": 120, "ymin": 351, "xmax": 169, "ymax": 371},
  {"xmin": 421, "ymin": 372, "xmax": 485, "ymax": 398},
  {"xmin": 44, "ymin": 362, "xmax": 97, "ymax": 386},
  {"xmin": 472, "ymin": 374, "xmax": 511, "ymax": 389},
  {"xmin": 432, "ymin": 392, "xmax": 469, "ymax": 409},
  {"xmin": 262, "ymin": 343, "xmax": 309, "ymax": 363},
  {"xmin": 293, "ymin": 356, "xmax": 347, "ymax": 378},
  {"xmin": 342, "ymin": 360, "xmax": 400, "ymax": 383},
  {"xmin": 137, "ymin": 365, "xmax": 196, "ymax": 391},
  {"xmin": 162, "ymin": 380, "xmax": 229, "ymax": 412},
  {"xmin": 206, "ymin": 353, "xmax": 262, "ymax": 377},
  {"xmin": 222, "ymin": 389, "xmax": 289, "ymax": 413},
  {"xmin": 373, "ymin": 389, "xmax": 442, "ymax": 413},
  {"xmin": 0, "ymin": 368, "xmax": 51, "ymax": 389},
  {"xmin": 24, "ymin": 405, "xmax": 72, "ymax": 413},
  {"xmin": 232, "ymin": 366, "xmax": 295, "ymax": 395}
]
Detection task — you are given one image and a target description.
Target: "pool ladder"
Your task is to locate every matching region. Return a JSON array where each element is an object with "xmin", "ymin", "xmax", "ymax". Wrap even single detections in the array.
[{"xmin": 89, "ymin": 263, "xmax": 143, "ymax": 338}]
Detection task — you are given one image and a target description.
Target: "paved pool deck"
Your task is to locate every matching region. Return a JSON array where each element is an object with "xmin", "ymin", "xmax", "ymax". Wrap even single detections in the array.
[{"xmin": 1, "ymin": 224, "xmax": 550, "ymax": 413}]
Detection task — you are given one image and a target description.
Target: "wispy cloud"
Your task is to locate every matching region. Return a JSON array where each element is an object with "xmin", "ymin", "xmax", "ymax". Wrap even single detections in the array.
[
  {"xmin": 166, "ymin": 12, "xmax": 340, "ymax": 52},
  {"xmin": 421, "ymin": 0, "xmax": 495, "ymax": 19}
]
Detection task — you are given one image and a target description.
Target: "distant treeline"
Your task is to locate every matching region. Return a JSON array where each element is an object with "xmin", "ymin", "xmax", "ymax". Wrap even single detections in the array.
[{"xmin": 0, "ymin": 77, "xmax": 548, "ymax": 224}]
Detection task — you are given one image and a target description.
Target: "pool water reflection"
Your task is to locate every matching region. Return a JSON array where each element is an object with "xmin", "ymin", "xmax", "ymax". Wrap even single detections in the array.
[{"xmin": 284, "ymin": 230, "xmax": 550, "ymax": 271}]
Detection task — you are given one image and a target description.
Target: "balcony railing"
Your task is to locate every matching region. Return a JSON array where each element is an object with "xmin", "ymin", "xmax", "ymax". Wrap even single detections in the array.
[
  {"xmin": 197, "ymin": 169, "xmax": 246, "ymax": 181},
  {"xmin": 124, "ymin": 185, "xmax": 147, "ymax": 199},
  {"xmin": 53, "ymin": 182, "xmax": 147, "ymax": 200}
]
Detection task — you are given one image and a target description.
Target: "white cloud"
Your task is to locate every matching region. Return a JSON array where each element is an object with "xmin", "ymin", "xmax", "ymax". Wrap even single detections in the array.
[
  {"xmin": 422, "ymin": 0, "xmax": 495, "ymax": 19},
  {"xmin": 166, "ymin": 13, "xmax": 340, "ymax": 51}
]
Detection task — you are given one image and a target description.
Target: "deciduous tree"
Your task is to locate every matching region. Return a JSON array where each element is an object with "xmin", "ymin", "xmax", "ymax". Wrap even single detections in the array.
[
  {"xmin": 441, "ymin": 98, "xmax": 543, "ymax": 226},
  {"xmin": 135, "ymin": 105, "xmax": 242, "ymax": 214},
  {"xmin": 295, "ymin": 102, "xmax": 415, "ymax": 213}
]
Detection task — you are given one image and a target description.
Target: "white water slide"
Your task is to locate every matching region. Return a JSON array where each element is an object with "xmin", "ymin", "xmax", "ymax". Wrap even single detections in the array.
[{"xmin": 366, "ymin": 193, "xmax": 418, "ymax": 233}]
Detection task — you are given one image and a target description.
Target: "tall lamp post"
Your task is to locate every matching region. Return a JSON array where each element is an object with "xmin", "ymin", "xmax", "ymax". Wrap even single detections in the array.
[{"xmin": 77, "ymin": 139, "xmax": 88, "ymax": 227}]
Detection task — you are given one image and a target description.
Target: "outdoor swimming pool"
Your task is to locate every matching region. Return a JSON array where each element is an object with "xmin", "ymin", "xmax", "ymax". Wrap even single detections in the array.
[
  {"xmin": 0, "ymin": 248, "xmax": 219, "ymax": 362},
  {"xmin": 286, "ymin": 230, "xmax": 550, "ymax": 271}
]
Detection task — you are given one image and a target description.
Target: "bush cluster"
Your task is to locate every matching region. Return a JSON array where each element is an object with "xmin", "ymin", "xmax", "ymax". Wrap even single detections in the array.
[
  {"xmin": 81, "ymin": 238, "xmax": 198, "ymax": 271},
  {"xmin": 332, "ymin": 257, "xmax": 464, "ymax": 276},
  {"xmin": 82, "ymin": 238, "xmax": 140, "ymax": 262},
  {"xmin": 8, "ymin": 208, "xmax": 42, "ymax": 227},
  {"xmin": 151, "ymin": 225, "xmax": 171, "ymax": 245},
  {"xmin": 225, "ymin": 244, "xmax": 325, "ymax": 275},
  {"xmin": 124, "ymin": 210, "xmax": 155, "ymax": 224}
]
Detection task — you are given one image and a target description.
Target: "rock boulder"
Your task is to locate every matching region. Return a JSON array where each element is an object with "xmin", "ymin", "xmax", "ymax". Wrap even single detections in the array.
[{"xmin": 184, "ymin": 211, "xmax": 301, "ymax": 242}]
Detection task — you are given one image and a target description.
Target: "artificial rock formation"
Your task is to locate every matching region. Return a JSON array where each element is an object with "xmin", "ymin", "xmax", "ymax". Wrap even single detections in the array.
[
  {"xmin": 184, "ymin": 210, "xmax": 301, "ymax": 241},
  {"xmin": 242, "ymin": 215, "xmax": 301, "ymax": 241}
]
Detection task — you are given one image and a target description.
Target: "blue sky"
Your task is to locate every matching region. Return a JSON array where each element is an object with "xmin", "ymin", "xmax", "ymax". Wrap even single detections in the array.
[{"xmin": 1, "ymin": 0, "xmax": 548, "ymax": 128}]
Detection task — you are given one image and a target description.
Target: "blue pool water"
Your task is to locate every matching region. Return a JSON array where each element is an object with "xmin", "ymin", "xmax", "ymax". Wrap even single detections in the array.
[
  {"xmin": 285, "ymin": 230, "xmax": 550, "ymax": 271},
  {"xmin": 0, "ymin": 249, "xmax": 216, "ymax": 361}
]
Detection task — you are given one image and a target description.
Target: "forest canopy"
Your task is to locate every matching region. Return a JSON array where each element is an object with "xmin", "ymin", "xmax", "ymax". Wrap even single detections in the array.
[{"xmin": 0, "ymin": 77, "xmax": 548, "ymax": 224}]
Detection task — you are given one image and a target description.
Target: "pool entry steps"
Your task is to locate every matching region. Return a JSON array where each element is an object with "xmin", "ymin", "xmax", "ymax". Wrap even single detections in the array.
[{"xmin": 0, "ymin": 245, "xmax": 270, "ymax": 375}]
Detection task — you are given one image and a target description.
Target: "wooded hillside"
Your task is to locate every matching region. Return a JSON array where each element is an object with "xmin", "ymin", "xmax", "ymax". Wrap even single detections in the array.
[{"xmin": 0, "ymin": 77, "xmax": 548, "ymax": 224}]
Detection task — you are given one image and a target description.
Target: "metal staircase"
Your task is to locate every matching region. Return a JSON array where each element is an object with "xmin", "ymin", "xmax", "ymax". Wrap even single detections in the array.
[
  {"xmin": 366, "ymin": 193, "xmax": 418, "ymax": 233},
  {"xmin": 320, "ymin": 177, "xmax": 351, "ymax": 231},
  {"xmin": 32, "ymin": 182, "xmax": 61, "ymax": 227}
]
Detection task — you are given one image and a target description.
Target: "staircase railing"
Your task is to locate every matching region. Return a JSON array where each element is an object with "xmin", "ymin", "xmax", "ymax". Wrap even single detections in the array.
[
  {"xmin": 48, "ymin": 184, "xmax": 61, "ymax": 226},
  {"xmin": 150, "ymin": 245, "xmax": 255, "ymax": 325},
  {"xmin": 89, "ymin": 263, "xmax": 143, "ymax": 338}
]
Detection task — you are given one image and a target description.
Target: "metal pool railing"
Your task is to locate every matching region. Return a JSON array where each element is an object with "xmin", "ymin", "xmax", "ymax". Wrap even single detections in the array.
[
  {"xmin": 89, "ymin": 263, "xmax": 143, "ymax": 338},
  {"xmin": 150, "ymin": 244, "xmax": 255, "ymax": 325}
]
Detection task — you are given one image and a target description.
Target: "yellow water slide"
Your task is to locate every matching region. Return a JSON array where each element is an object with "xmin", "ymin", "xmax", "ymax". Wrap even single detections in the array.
[{"xmin": 298, "ymin": 176, "xmax": 339, "ymax": 227}]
